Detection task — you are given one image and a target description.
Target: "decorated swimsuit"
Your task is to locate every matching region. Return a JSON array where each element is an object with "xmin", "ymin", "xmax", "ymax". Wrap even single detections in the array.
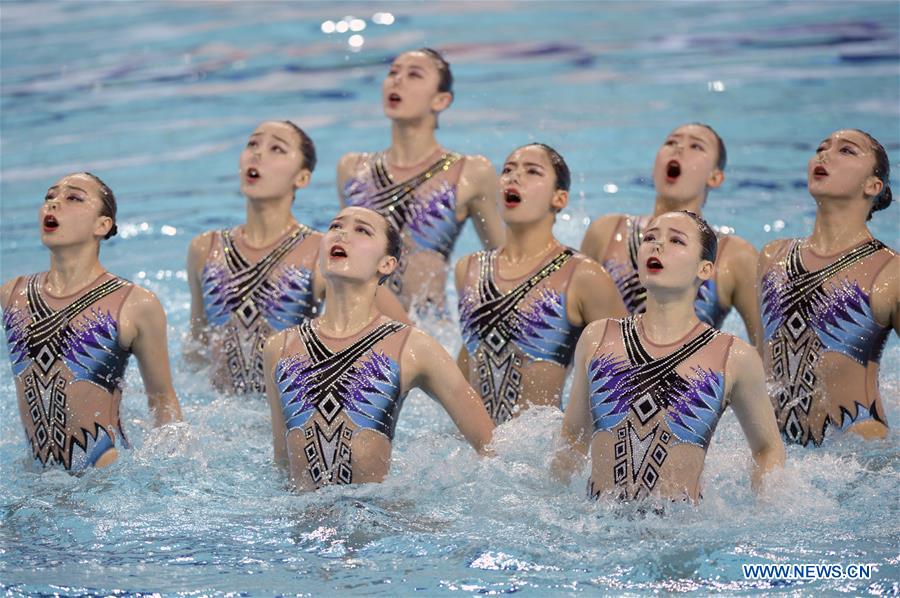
[
  {"xmin": 3, "ymin": 272, "xmax": 134, "ymax": 471},
  {"xmin": 587, "ymin": 316, "xmax": 733, "ymax": 501},
  {"xmin": 342, "ymin": 148, "xmax": 466, "ymax": 311},
  {"xmin": 458, "ymin": 247, "xmax": 586, "ymax": 424},
  {"xmin": 275, "ymin": 317, "xmax": 411, "ymax": 488},
  {"xmin": 760, "ymin": 238, "xmax": 894, "ymax": 446},
  {"xmin": 602, "ymin": 214, "xmax": 731, "ymax": 327},
  {"xmin": 201, "ymin": 224, "xmax": 320, "ymax": 395}
]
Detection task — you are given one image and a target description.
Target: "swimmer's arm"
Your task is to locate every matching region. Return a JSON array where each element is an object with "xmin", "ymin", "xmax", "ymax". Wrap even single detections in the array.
[
  {"xmin": 726, "ymin": 340, "xmax": 785, "ymax": 493},
  {"xmin": 454, "ymin": 255, "xmax": 473, "ymax": 375},
  {"xmin": 755, "ymin": 239, "xmax": 788, "ymax": 354},
  {"xmin": 571, "ymin": 259, "xmax": 628, "ymax": 325},
  {"xmin": 374, "ymin": 287, "xmax": 412, "ymax": 325},
  {"xmin": 463, "ymin": 156, "xmax": 505, "ymax": 250},
  {"xmin": 402, "ymin": 329, "xmax": 495, "ymax": 455},
  {"xmin": 336, "ymin": 152, "xmax": 360, "ymax": 209},
  {"xmin": 184, "ymin": 232, "xmax": 213, "ymax": 366},
  {"xmin": 0, "ymin": 278, "xmax": 17, "ymax": 311},
  {"xmin": 726, "ymin": 237, "xmax": 762, "ymax": 346},
  {"xmin": 552, "ymin": 320, "xmax": 605, "ymax": 483},
  {"xmin": 870, "ymin": 254, "xmax": 900, "ymax": 335},
  {"xmin": 579, "ymin": 215, "xmax": 621, "ymax": 263},
  {"xmin": 263, "ymin": 332, "xmax": 289, "ymax": 469},
  {"xmin": 124, "ymin": 287, "xmax": 183, "ymax": 426}
]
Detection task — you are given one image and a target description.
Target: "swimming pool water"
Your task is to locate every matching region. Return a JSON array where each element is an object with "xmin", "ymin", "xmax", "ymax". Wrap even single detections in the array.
[{"xmin": 1, "ymin": 1, "xmax": 898, "ymax": 595}]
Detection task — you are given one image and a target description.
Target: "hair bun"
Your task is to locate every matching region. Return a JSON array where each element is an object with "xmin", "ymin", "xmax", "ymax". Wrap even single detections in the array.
[{"xmin": 104, "ymin": 223, "xmax": 118, "ymax": 240}]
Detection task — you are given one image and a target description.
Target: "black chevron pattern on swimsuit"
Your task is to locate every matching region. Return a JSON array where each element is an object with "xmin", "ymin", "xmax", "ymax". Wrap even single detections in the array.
[
  {"xmin": 620, "ymin": 317, "xmax": 719, "ymax": 397},
  {"xmin": 297, "ymin": 319, "xmax": 406, "ymax": 402},
  {"xmin": 364, "ymin": 152, "xmax": 461, "ymax": 231},
  {"xmin": 468, "ymin": 249, "xmax": 573, "ymax": 348},
  {"xmin": 220, "ymin": 225, "xmax": 311, "ymax": 310},
  {"xmin": 779, "ymin": 239, "xmax": 884, "ymax": 315},
  {"xmin": 621, "ymin": 217, "xmax": 648, "ymax": 313},
  {"xmin": 24, "ymin": 274, "xmax": 128, "ymax": 362}
]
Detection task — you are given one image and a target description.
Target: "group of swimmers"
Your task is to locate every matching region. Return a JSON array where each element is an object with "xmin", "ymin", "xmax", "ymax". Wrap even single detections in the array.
[{"xmin": 2, "ymin": 48, "xmax": 896, "ymax": 501}]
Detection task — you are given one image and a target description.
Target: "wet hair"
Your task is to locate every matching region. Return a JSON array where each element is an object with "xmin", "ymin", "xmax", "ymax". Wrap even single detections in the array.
[
  {"xmin": 524, "ymin": 143, "xmax": 571, "ymax": 192},
  {"xmin": 81, "ymin": 172, "xmax": 117, "ymax": 240},
  {"xmin": 377, "ymin": 214, "xmax": 402, "ymax": 285},
  {"xmin": 687, "ymin": 122, "xmax": 727, "ymax": 171},
  {"xmin": 283, "ymin": 120, "xmax": 317, "ymax": 173},
  {"xmin": 676, "ymin": 210, "xmax": 717, "ymax": 263},
  {"xmin": 851, "ymin": 129, "xmax": 893, "ymax": 221},
  {"xmin": 418, "ymin": 47, "xmax": 453, "ymax": 96}
]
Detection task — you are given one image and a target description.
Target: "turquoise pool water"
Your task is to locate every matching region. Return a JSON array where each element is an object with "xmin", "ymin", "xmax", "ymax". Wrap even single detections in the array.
[{"xmin": 1, "ymin": 1, "xmax": 898, "ymax": 595}]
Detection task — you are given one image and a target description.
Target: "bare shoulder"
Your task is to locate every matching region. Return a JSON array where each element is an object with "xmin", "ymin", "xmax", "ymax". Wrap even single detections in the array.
[
  {"xmin": 264, "ymin": 328, "xmax": 290, "ymax": 359},
  {"xmin": 720, "ymin": 233, "xmax": 758, "ymax": 259},
  {"xmin": 461, "ymin": 153, "xmax": 494, "ymax": 177},
  {"xmin": 725, "ymin": 335, "xmax": 761, "ymax": 375},
  {"xmin": 123, "ymin": 284, "xmax": 165, "ymax": 319},
  {"xmin": 759, "ymin": 238, "xmax": 791, "ymax": 263},
  {"xmin": 586, "ymin": 213, "xmax": 624, "ymax": 237},
  {"xmin": 0, "ymin": 277, "xmax": 22, "ymax": 310},
  {"xmin": 581, "ymin": 213, "xmax": 625, "ymax": 259},
  {"xmin": 454, "ymin": 252, "xmax": 477, "ymax": 290},
  {"xmin": 581, "ymin": 317, "xmax": 613, "ymax": 347},
  {"xmin": 188, "ymin": 230, "xmax": 216, "ymax": 264},
  {"xmin": 337, "ymin": 152, "xmax": 363, "ymax": 179}
]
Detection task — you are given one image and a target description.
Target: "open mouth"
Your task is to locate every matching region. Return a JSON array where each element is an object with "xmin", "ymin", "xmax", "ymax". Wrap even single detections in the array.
[
  {"xmin": 503, "ymin": 188, "xmax": 522, "ymax": 207},
  {"xmin": 666, "ymin": 160, "xmax": 681, "ymax": 181},
  {"xmin": 246, "ymin": 167, "xmax": 260, "ymax": 180},
  {"xmin": 646, "ymin": 257, "xmax": 663, "ymax": 273},
  {"xmin": 813, "ymin": 165, "xmax": 828, "ymax": 177},
  {"xmin": 387, "ymin": 93, "xmax": 402, "ymax": 105},
  {"xmin": 42, "ymin": 214, "xmax": 59, "ymax": 232},
  {"xmin": 329, "ymin": 244, "xmax": 348, "ymax": 259}
]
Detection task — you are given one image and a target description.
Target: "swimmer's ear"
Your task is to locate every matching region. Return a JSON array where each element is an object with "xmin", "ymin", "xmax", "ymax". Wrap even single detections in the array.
[
  {"xmin": 863, "ymin": 175, "xmax": 884, "ymax": 200},
  {"xmin": 706, "ymin": 169, "xmax": 725, "ymax": 190},
  {"xmin": 697, "ymin": 258, "xmax": 715, "ymax": 282},
  {"xmin": 551, "ymin": 189, "xmax": 569, "ymax": 213},
  {"xmin": 94, "ymin": 215, "xmax": 114, "ymax": 240},
  {"xmin": 293, "ymin": 169, "xmax": 311, "ymax": 191},
  {"xmin": 377, "ymin": 255, "xmax": 398, "ymax": 281},
  {"xmin": 431, "ymin": 91, "xmax": 453, "ymax": 114}
]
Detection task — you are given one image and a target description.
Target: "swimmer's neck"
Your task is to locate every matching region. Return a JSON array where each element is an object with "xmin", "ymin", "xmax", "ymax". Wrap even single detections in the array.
[
  {"xmin": 319, "ymin": 278, "xmax": 381, "ymax": 337},
  {"xmin": 808, "ymin": 198, "xmax": 873, "ymax": 255},
  {"xmin": 389, "ymin": 119, "xmax": 440, "ymax": 167},
  {"xmin": 652, "ymin": 191, "xmax": 706, "ymax": 218},
  {"xmin": 243, "ymin": 195, "xmax": 298, "ymax": 248},
  {"xmin": 46, "ymin": 244, "xmax": 106, "ymax": 296},
  {"xmin": 501, "ymin": 219, "xmax": 558, "ymax": 266},
  {"xmin": 642, "ymin": 289, "xmax": 703, "ymax": 344}
]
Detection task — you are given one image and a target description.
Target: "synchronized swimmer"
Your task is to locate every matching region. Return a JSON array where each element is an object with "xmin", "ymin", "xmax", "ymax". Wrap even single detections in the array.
[{"xmin": 1, "ymin": 48, "xmax": 897, "ymax": 503}]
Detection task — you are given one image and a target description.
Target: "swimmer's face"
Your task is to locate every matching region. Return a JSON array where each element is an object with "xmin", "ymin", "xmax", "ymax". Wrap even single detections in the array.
[
  {"xmin": 321, "ymin": 207, "xmax": 398, "ymax": 284},
  {"xmin": 808, "ymin": 129, "xmax": 884, "ymax": 202},
  {"xmin": 637, "ymin": 212, "xmax": 713, "ymax": 291},
  {"xmin": 382, "ymin": 51, "xmax": 452, "ymax": 124},
  {"xmin": 240, "ymin": 121, "xmax": 310, "ymax": 202},
  {"xmin": 652, "ymin": 124, "xmax": 724, "ymax": 204},
  {"xmin": 499, "ymin": 145, "xmax": 567, "ymax": 226},
  {"xmin": 39, "ymin": 173, "xmax": 113, "ymax": 248}
]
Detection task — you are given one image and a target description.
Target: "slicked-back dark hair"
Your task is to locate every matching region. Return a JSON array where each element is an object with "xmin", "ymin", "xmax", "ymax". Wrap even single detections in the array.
[
  {"xmin": 526, "ymin": 143, "xmax": 571, "ymax": 192},
  {"xmin": 851, "ymin": 129, "xmax": 893, "ymax": 221},
  {"xmin": 418, "ymin": 47, "xmax": 453, "ymax": 95},
  {"xmin": 283, "ymin": 120, "xmax": 317, "ymax": 173},
  {"xmin": 687, "ymin": 122, "xmax": 727, "ymax": 171},
  {"xmin": 81, "ymin": 172, "xmax": 117, "ymax": 240},
  {"xmin": 677, "ymin": 210, "xmax": 718, "ymax": 263}
]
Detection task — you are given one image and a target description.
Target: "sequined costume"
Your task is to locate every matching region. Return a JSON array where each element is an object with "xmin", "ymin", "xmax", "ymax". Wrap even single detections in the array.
[
  {"xmin": 458, "ymin": 248, "xmax": 586, "ymax": 424},
  {"xmin": 760, "ymin": 238, "xmax": 893, "ymax": 446},
  {"xmin": 2, "ymin": 272, "xmax": 134, "ymax": 471},
  {"xmin": 201, "ymin": 224, "xmax": 319, "ymax": 395},
  {"xmin": 275, "ymin": 317, "xmax": 410, "ymax": 488},
  {"xmin": 343, "ymin": 148, "xmax": 465, "ymax": 310},
  {"xmin": 601, "ymin": 214, "xmax": 730, "ymax": 327},
  {"xmin": 587, "ymin": 316, "xmax": 733, "ymax": 501}
]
